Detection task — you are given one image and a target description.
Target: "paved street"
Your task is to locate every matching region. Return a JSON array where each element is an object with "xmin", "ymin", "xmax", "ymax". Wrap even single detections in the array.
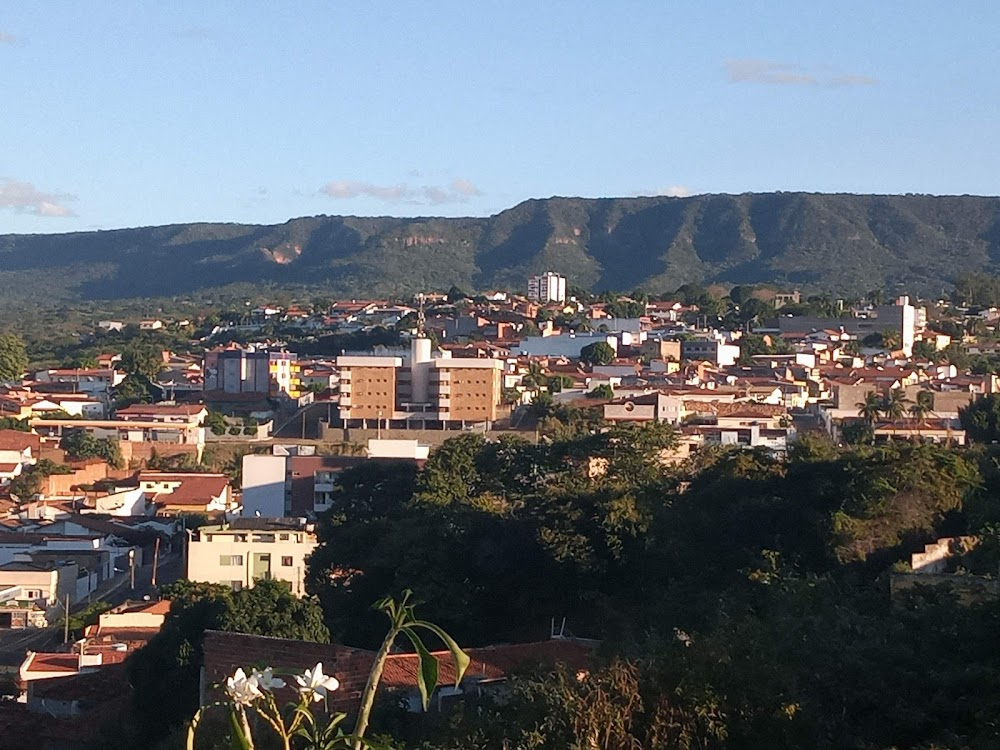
[{"xmin": 0, "ymin": 551, "xmax": 186, "ymax": 666}]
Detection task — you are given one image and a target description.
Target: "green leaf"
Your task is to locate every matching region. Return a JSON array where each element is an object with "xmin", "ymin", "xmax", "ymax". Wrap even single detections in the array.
[
  {"xmin": 401, "ymin": 627, "xmax": 438, "ymax": 711},
  {"xmin": 410, "ymin": 620, "xmax": 471, "ymax": 687},
  {"xmin": 229, "ymin": 707, "xmax": 252, "ymax": 750}
]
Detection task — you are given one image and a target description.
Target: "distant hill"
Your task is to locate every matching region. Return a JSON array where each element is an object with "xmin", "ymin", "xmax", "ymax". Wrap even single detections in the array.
[{"xmin": 3, "ymin": 192, "xmax": 1000, "ymax": 304}]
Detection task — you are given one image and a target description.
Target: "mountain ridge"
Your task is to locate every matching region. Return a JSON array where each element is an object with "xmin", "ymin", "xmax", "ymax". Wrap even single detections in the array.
[{"xmin": 2, "ymin": 192, "xmax": 1000, "ymax": 303}]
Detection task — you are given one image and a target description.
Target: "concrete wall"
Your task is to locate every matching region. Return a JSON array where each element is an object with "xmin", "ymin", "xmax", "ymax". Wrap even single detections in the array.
[
  {"xmin": 326, "ymin": 426, "xmax": 539, "ymax": 448},
  {"xmin": 42, "ymin": 461, "xmax": 109, "ymax": 496},
  {"xmin": 242, "ymin": 455, "xmax": 287, "ymax": 518}
]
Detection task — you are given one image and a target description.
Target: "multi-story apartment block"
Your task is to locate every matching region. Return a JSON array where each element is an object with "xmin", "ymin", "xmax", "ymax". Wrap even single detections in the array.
[
  {"xmin": 337, "ymin": 337, "xmax": 505, "ymax": 429},
  {"xmin": 268, "ymin": 352, "xmax": 302, "ymax": 398},
  {"xmin": 205, "ymin": 348, "xmax": 302, "ymax": 397},
  {"xmin": 527, "ymin": 272, "xmax": 567, "ymax": 304},
  {"xmin": 337, "ymin": 356, "xmax": 400, "ymax": 421},
  {"xmin": 186, "ymin": 519, "xmax": 317, "ymax": 595}
]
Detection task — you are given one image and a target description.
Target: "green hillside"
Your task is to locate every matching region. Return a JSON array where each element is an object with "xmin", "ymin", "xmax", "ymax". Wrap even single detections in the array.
[{"xmin": 2, "ymin": 192, "xmax": 999, "ymax": 303}]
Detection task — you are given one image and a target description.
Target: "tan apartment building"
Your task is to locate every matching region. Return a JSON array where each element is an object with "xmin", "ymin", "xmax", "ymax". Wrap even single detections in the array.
[
  {"xmin": 337, "ymin": 356, "xmax": 400, "ymax": 422},
  {"xmin": 337, "ymin": 337, "xmax": 505, "ymax": 429},
  {"xmin": 186, "ymin": 519, "xmax": 317, "ymax": 595}
]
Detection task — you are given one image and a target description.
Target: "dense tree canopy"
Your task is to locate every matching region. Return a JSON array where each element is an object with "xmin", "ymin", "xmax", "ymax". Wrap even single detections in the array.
[
  {"xmin": 124, "ymin": 578, "xmax": 329, "ymax": 745},
  {"xmin": 0, "ymin": 333, "xmax": 28, "ymax": 382},
  {"xmin": 579, "ymin": 341, "xmax": 615, "ymax": 366}
]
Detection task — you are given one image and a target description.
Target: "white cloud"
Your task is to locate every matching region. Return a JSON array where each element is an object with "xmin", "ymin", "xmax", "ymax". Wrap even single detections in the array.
[
  {"xmin": 0, "ymin": 31, "xmax": 16, "ymax": 44},
  {"xmin": 631, "ymin": 186, "xmax": 693, "ymax": 199},
  {"xmin": 654, "ymin": 186, "xmax": 692, "ymax": 198},
  {"xmin": 0, "ymin": 178, "xmax": 76, "ymax": 217},
  {"xmin": 321, "ymin": 177, "xmax": 483, "ymax": 205},
  {"xmin": 725, "ymin": 58, "xmax": 876, "ymax": 87}
]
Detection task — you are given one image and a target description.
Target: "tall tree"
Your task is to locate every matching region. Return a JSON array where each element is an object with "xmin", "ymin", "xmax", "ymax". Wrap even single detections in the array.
[
  {"xmin": 856, "ymin": 391, "xmax": 882, "ymax": 426},
  {"xmin": 0, "ymin": 333, "xmax": 27, "ymax": 382},
  {"xmin": 126, "ymin": 579, "xmax": 328, "ymax": 745},
  {"xmin": 882, "ymin": 389, "xmax": 910, "ymax": 422}
]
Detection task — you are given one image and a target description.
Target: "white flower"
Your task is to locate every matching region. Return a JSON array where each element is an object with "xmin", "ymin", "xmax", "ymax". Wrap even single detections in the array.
[
  {"xmin": 293, "ymin": 662, "xmax": 340, "ymax": 702},
  {"xmin": 673, "ymin": 627, "xmax": 693, "ymax": 647},
  {"xmin": 251, "ymin": 667, "xmax": 286, "ymax": 692},
  {"xmin": 226, "ymin": 667, "xmax": 264, "ymax": 705}
]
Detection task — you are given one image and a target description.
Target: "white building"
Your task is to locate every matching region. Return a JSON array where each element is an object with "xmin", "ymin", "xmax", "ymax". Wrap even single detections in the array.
[
  {"xmin": 186, "ymin": 519, "xmax": 318, "ymax": 595},
  {"xmin": 527, "ymin": 272, "xmax": 567, "ymax": 304}
]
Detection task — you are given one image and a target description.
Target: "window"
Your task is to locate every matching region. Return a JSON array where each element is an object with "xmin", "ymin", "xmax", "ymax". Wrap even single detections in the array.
[
  {"xmin": 281, "ymin": 556, "xmax": 293, "ymax": 567},
  {"xmin": 279, "ymin": 533, "xmax": 290, "ymax": 541},
  {"xmin": 220, "ymin": 554, "xmax": 244, "ymax": 566},
  {"xmin": 230, "ymin": 581, "xmax": 243, "ymax": 592}
]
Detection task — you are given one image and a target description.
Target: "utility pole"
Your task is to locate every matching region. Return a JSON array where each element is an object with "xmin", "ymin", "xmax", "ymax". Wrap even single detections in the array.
[
  {"xmin": 151, "ymin": 537, "xmax": 161, "ymax": 588},
  {"xmin": 129, "ymin": 549, "xmax": 136, "ymax": 590},
  {"xmin": 63, "ymin": 594, "xmax": 70, "ymax": 644}
]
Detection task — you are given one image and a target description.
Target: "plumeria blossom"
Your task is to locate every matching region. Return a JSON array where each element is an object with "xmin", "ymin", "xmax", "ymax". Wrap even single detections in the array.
[
  {"xmin": 226, "ymin": 667, "xmax": 264, "ymax": 705},
  {"xmin": 251, "ymin": 666, "xmax": 286, "ymax": 692},
  {"xmin": 294, "ymin": 662, "xmax": 341, "ymax": 702}
]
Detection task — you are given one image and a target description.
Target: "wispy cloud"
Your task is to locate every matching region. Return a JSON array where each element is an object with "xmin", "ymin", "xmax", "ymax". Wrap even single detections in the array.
[
  {"xmin": 654, "ymin": 186, "xmax": 692, "ymax": 198},
  {"xmin": 632, "ymin": 186, "xmax": 693, "ymax": 199},
  {"xmin": 0, "ymin": 31, "xmax": 17, "ymax": 44},
  {"xmin": 321, "ymin": 177, "xmax": 483, "ymax": 205},
  {"xmin": 0, "ymin": 178, "xmax": 76, "ymax": 217},
  {"xmin": 725, "ymin": 58, "xmax": 876, "ymax": 87}
]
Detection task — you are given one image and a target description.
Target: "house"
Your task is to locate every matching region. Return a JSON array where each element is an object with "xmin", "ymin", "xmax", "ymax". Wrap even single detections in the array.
[
  {"xmin": 186, "ymin": 518, "xmax": 317, "ymax": 595},
  {"xmin": 201, "ymin": 629, "xmax": 595, "ymax": 714},
  {"xmin": 603, "ymin": 392, "xmax": 684, "ymax": 425},
  {"xmin": 137, "ymin": 472, "xmax": 234, "ymax": 515},
  {"xmin": 30, "ymin": 368, "xmax": 125, "ymax": 397},
  {"xmin": 0, "ymin": 430, "xmax": 39, "ymax": 484},
  {"xmin": 0, "ymin": 561, "xmax": 79, "ymax": 622}
]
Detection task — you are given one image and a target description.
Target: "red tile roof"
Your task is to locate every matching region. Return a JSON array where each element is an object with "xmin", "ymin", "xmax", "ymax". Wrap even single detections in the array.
[
  {"xmin": 0, "ymin": 430, "xmax": 39, "ymax": 453},
  {"xmin": 202, "ymin": 631, "xmax": 596, "ymax": 713},
  {"xmin": 117, "ymin": 403, "xmax": 206, "ymax": 418},
  {"xmin": 140, "ymin": 473, "xmax": 231, "ymax": 507},
  {"xmin": 23, "ymin": 652, "xmax": 78, "ymax": 674}
]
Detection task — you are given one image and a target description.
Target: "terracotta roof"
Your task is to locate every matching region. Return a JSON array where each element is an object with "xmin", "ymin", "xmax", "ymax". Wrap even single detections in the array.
[
  {"xmin": 202, "ymin": 631, "xmax": 596, "ymax": 714},
  {"xmin": 381, "ymin": 640, "xmax": 594, "ymax": 689},
  {"xmin": 22, "ymin": 652, "xmax": 78, "ymax": 674},
  {"xmin": 140, "ymin": 473, "xmax": 230, "ymax": 507},
  {"xmin": 715, "ymin": 402, "xmax": 787, "ymax": 418},
  {"xmin": 117, "ymin": 403, "xmax": 206, "ymax": 418},
  {"xmin": 0, "ymin": 430, "xmax": 39, "ymax": 453}
]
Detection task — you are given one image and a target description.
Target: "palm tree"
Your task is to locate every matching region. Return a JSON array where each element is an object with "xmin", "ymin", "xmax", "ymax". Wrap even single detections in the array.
[
  {"xmin": 881, "ymin": 331, "xmax": 902, "ymax": 351},
  {"xmin": 856, "ymin": 391, "xmax": 883, "ymax": 426},
  {"xmin": 882, "ymin": 389, "xmax": 910, "ymax": 422},
  {"xmin": 908, "ymin": 397, "xmax": 935, "ymax": 440}
]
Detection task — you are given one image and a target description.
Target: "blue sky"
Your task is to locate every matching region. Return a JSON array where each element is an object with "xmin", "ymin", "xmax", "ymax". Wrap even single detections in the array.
[{"xmin": 1, "ymin": 2, "xmax": 997, "ymax": 234}]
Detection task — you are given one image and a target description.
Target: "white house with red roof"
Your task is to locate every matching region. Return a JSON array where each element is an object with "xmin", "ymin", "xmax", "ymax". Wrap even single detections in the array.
[
  {"xmin": 0, "ymin": 429, "xmax": 39, "ymax": 484},
  {"xmin": 137, "ymin": 471, "xmax": 234, "ymax": 515}
]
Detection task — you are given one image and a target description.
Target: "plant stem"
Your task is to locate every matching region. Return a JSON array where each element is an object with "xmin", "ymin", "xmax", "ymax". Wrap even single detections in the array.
[{"xmin": 352, "ymin": 624, "xmax": 399, "ymax": 749}]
